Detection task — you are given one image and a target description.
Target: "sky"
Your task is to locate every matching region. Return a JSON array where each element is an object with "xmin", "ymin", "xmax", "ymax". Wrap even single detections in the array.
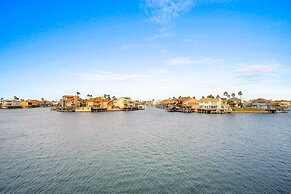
[{"xmin": 1, "ymin": 0, "xmax": 291, "ymax": 100}]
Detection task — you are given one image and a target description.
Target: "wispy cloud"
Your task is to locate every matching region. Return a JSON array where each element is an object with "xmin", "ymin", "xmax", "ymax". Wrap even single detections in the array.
[
  {"xmin": 166, "ymin": 57, "xmax": 221, "ymax": 65},
  {"xmin": 234, "ymin": 63, "xmax": 280, "ymax": 84},
  {"xmin": 70, "ymin": 71, "xmax": 148, "ymax": 81},
  {"xmin": 182, "ymin": 38, "xmax": 193, "ymax": 43},
  {"xmin": 70, "ymin": 69, "xmax": 170, "ymax": 82},
  {"xmin": 238, "ymin": 64, "xmax": 279, "ymax": 73},
  {"xmin": 145, "ymin": 32, "xmax": 174, "ymax": 40},
  {"xmin": 141, "ymin": 0, "xmax": 232, "ymax": 25},
  {"xmin": 150, "ymin": 68, "xmax": 169, "ymax": 75},
  {"xmin": 141, "ymin": 0, "xmax": 194, "ymax": 25},
  {"xmin": 121, "ymin": 43, "xmax": 147, "ymax": 49}
]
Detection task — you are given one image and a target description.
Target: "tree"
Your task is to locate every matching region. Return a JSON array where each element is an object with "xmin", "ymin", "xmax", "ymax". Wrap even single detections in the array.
[
  {"xmin": 231, "ymin": 93, "xmax": 236, "ymax": 98},
  {"xmin": 202, "ymin": 96, "xmax": 205, "ymax": 99},
  {"xmin": 14, "ymin": 96, "xmax": 19, "ymax": 100},
  {"xmin": 223, "ymin": 91, "xmax": 228, "ymax": 97},
  {"xmin": 0, "ymin": 98, "xmax": 3, "ymax": 101},
  {"xmin": 216, "ymin": 95, "xmax": 220, "ymax": 98},
  {"xmin": 87, "ymin": 94, "xmax": 92, "ymax": 98},
  {"xmin": 207, "ymin": 94, "xmax": 214, "ymax": 98},
  {"xmin": 76, "ymin": 92, "xmax": 80, "ymax": 96},
  {"xmin": 238, "ymin": 91, "xmax": 243, "ymax": 98},
  {"xmin": 41, "ymin": 97, "xmax": 44, "ymax": 101},
  {"xmin": 238, "ymin": 91, "xmax": 243, "ymax": 108},
  {"xmin": 193, "ymin": 96, "xmax": 196, "ymax": 99},
  {"xmin": 227, "ymin": 94, "xmax": 231, "ymax": 99}
]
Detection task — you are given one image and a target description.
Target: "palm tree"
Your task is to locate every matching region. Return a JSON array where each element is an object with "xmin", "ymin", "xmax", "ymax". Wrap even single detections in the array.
[
  {"xmin": 87, "ymin": 94, "xmax": 92, "ymax": 98},
  {"xmin": 216, "ymin": 95, "xmax": 220, "ymax": 98},
  {"xmin": 231, "ymin": 93, "xmax": 236, "ymax": 98},
  {"xmin": 238, "ymin": 91, "xmax": 243, "ymax": 108},
  {"xmin": 202, "ymin": 96, "xmax": 205, "ymax": 99},
  {"xmin": 0, "ymin": 97, "xmax": 3, "ymax": 101},
  {"xmin": 76, "ymin": 92, "xmax": 80, "ymax": 96},
  {"xmin": 227, "ymin": 94, "xmax": 231, "ymax": 99},
  {"xmin": 238, "ymin": 91, "xmax": 243, "ymax": 98},
  {"xmin": 41, "ymin": 97, "xmax": 44, "ymax": 101},
  {"xmin": 223, "ymin": 91, "xmax": 228, "ymax": 98},
  {"xmin": 14, "ymin": 96, "xmax": 19, "ymax": 100}
]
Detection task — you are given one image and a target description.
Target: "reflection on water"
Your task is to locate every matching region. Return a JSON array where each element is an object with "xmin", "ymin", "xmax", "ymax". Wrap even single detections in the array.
[{"xmin": 0, "ymin": 107, "xmax": 290, "ymax": 193}]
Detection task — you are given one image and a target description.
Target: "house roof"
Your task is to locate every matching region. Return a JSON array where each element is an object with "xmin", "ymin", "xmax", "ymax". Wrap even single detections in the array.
[
  {"xmin": 251, "ymin": 98, "xmax": 271, "ymax": 103},
  {"xmin": 187, "ymin": 101, "xmax": 199, "ymax": 105},
  {"xmin": 162, "ymin": 99, "xmax": 171, "ymax": 104},
  {"xmin": 199, "ymin": 98, "xmax": 219, "ymax": 102},
  {"xmin": 228, "ymin": 97, "xmax": 241, "ymax": 101},
  {"xmin": 31, "ymin": 100, "xmax": 41, "ymax": 103},
  {"xmin": 178, "ymin": 97, "xmax": 193, "ymax": 102},
  {"xmin": 63, "ymin": 95, "xmax": 79, "ymax": 100},
  {"xmin": 88, "ymin": 97, "xmax": 103, "ymax": 102}
]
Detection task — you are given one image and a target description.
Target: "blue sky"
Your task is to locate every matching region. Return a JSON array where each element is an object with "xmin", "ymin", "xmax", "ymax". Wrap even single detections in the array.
[{"xmin": 1, "ymin": 0, "xmax": 291, "ymax": 100}]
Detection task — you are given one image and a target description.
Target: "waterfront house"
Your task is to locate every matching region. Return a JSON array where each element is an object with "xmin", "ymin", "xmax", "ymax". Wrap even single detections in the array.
[
  {"xmin": 106, "ymin": 100, "xmax": 113, "ymax": 111},
  {"xmin": 178, "ymin": 97, "xmax": 199, "ymax": 111},
  {"xmin": 272, "ymin": 100, "xmax": 291, "ymax": 108},
  {"xmin": 86, "ymin": 97, "xmax": 112, "ymax": 111},
  {"xmin": 198, "ymin": 98, "xmax": 229, "ymax": 113},
  {"xmin": 20, "ymin": 100, "xmax": 31, "ymax": 108},
  {"xmin": 60, "ymin": 95, "xmax": 80, "ymax": 110},
  {"xmin": 20, "ymin": 100, "xmax": 41, "ymax": 108},
  {"xmin": 249, "ymin": 98, "xmax": 272, "ymax": 109},
  {"xmin": 87, "ymin": 97, "xmax": 104, "ymax": 111},
  {"xmin": 113, "ymin": 97, "xmax": 136, "ymax": 110},
  {"xmin": 269, "ymin": 100, "xmax": 289, "ymax": 112},
  {"xmin": 2, "ymin": 99, "xmax": 21, "ymax": 109},
  {"xmin": 160, "ymin": 99, "xmax": 171, "ymax": 108}
]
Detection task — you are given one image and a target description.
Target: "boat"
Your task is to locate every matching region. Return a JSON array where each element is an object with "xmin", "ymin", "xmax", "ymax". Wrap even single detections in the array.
[{"xmin": 137, "ymin": 105, "xmax": 145, "ymax": 110}]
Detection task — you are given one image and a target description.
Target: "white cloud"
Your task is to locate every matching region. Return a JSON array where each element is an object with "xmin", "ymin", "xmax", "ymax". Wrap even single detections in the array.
[
  {"xmin": 70, "ymin": 71, "xmax": 148, "ymax": 81},
  {"xmin": 150, "ymin": 68, "xmax": 169, "ymax": 75},
  {"xmin": 234, "ymin": 63, "xmax": 280, "ymax": 85},
  {"xmin": 183, "ymin": 38, "xmax": 193, "ymax": 43},
  {"xmin": 141, "ymin": 0, "xmax": 233, "ymax": 25},
  {"xmin": 145, "ymin": 32, "xmax": 174, "ymax": 40},
  {"xmin": 166, "ymin": 57, "xmax": 221, "ymax": 65},
  {"xmin": 141, "ymin": 0, "xmax": 194, "ymax": 25},
  {"xmin": 120, "ymin": 43, "xmax": 147, "ymax": 49},
  {"xmin": 238, "ymin": 64, "xmax": 279, "ymax": 73}
]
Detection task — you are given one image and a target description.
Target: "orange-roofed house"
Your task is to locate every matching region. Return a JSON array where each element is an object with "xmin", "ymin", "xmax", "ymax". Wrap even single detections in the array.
[
  {"xmin": 20, "ymin": 100, "xmax": 32, "ymax": 108},
  {"xmin": 178, "ymin": 97, "xmax": 199, "ymax": 111},
  {"xmin": 86, "ymin": 97, "xmax": 109, "ymax": 111},
  {"xmin": 61, "ymin": 95, "xmax": 80, "ymax": 109},
  {"xmin": 31, "ymin": 100, "xmax": 41, "ymax": 107},
  {"xmin": 20, "ymin": 100, "xmax": 41, "ymax": 108}
]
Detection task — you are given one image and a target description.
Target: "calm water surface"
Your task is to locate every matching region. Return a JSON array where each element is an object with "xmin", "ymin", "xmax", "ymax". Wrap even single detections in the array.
[{"xmin": 0, "ymin": 107, "xmax": 290, "ymax": 193}]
